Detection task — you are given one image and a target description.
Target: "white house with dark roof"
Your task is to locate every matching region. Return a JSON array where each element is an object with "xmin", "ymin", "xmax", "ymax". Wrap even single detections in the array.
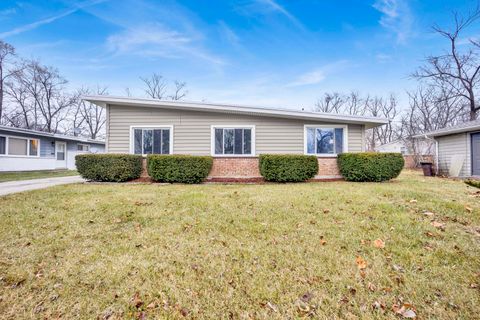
[
  {"xmin": 0, "ymin": 125, "xmax": 105, "ymax": 171},
  {"xmin": 415, "ymin": 120, "xmax": 480, "ymax": 177}
]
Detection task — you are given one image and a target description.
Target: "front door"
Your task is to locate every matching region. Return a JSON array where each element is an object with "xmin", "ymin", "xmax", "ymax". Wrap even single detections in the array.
[
  {"xmin": 472, "ymin": 133, "xmax": 480, "ymax": 176},
  {"xmin": 55, "ymin": 141, "xmax": 67, "ymax": 168}
]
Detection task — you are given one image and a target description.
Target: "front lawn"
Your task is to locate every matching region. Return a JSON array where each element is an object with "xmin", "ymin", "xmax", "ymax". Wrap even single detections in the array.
[
  {"xmin": 1, "ymin": 171, "xmax": 479, "ymax": 319},
  {"xmin": 0, "ymin": 170, "xmax": 78, "ymax": 182}
]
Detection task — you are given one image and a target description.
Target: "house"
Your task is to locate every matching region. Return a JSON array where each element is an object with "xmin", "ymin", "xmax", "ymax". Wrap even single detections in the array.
[
  {"xmin": 375, "ymin": 138, "xmax": 433, "ymax": 155},
  {"xmin": 415, "ymin": 120, "xmax": 480, "ymax": 177},
  {"xmin": 0, "ymin": 125, "xmax": 105, "ymax": 172},
  {"xmin": 84, "ymin": 96, "xmax": 388, "ymax": 180},
  {"xmin": 375, "ymin": 138, "xmax": 434, "ymax": 168}
]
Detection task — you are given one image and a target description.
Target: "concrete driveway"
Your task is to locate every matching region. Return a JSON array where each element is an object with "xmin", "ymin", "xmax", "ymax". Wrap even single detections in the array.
[{"xmin": 0, "ymin": 176, "xmax": 85, "ymax": 196}]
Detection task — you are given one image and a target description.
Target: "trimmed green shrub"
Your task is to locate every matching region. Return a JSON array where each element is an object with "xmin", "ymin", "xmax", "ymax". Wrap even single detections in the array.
[
  {"xmin": 147, "ymin": 155, "xmax": 213, "ymax": 184},
  {"xmin": 75, "ymin": 154, "xmax": 143, "ymax": 182},
  {"xmin": 259, "ymin": 154, "xmax": 318, "ymax": 182},
  {"xmin": 465, "ymin": 179, "xmax": 480, "ymax": 189},
  {"xmin": 337, "ymin": 152, "xmax": 404, "ymax": 182}
]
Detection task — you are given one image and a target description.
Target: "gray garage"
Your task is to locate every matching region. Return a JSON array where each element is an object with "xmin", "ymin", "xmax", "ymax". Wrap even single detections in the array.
[{"xmin": 418, "ymin": 120, "xmax": 480, "ymax": 178}]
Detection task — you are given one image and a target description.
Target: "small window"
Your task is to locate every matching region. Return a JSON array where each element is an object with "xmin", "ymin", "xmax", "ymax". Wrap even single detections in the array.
[
  {"xmin": 29, "ymin": 139, "xmax": 39, "ymax": 156},
  {"xmin": 0, "ymin": 136, "xmax": 5, "ymax": 155},
  {"xmin": 77, "ymin": 144, "xmax": 90, "ymax": 152},
  {"xmin": 132, "ymin": 127, "xmax": 171, "ymax": 155},
  {"xmin": 8, "ymin": 137, "xmax": 28, "ymax": 156},
  {"xmin": 213, "ymin": 127, "xmax": 254, "ymax": 155},
  {"xmin": 305, "ymin": 126, "xmax": 346, "ymax": 155}
]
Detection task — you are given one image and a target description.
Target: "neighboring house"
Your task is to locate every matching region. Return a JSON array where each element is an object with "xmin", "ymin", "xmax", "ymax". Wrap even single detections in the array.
[
  {"xmin": 0, "ymin": 125, "xmax": 105, "ymax": 172},
  {"xmin": 375, "ymin": 138, "xmax": 433, "ymax": 155},
  {"xmin": 84, "ymin": 96, "xmax": 388, "ymax": 180},
  {"xmin": 415, "ymin": 120, "xmax": 480, "ymax": 177}
]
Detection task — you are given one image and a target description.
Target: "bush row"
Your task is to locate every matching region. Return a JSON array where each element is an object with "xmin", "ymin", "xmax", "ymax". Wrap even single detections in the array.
[
  {"xmin": 75, "ymin": 154, "xmax": 143, "ymax": 182},
  {"xmin": 76, "ymin": 152, "xmax": 404, "ymax": 183},
  {"xmin": 337, "ymin": 152, "xmax": 404, "ymax": 182}
]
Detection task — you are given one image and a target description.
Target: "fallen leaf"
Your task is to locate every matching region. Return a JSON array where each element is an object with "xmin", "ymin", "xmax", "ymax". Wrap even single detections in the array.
[
  {"xmin": 300, "ymin": 292, "xmax": 314, "ymax": 302},
  {"xmin": 431, "ymin": 221, "xmax": 446, "ymax": 231},
  {"xmin": 367, "ymin": 282, "xmax": 376, "ymax": 292},
  {"xmin": 320, "ymin": 239, "xmax": 327, "ymax": 246},
  {"xmin": 323, "ymin": 208, "xmax": 330, "ymax": 214},
  {"xmin": 409, "ymin": 199, "xmax": 417, "ymax": 203},
  {"xmin": 422, "ymin": 211, "xmax": 435, "ymax": 217},
  {"xmin": 373, "ymin": 239, "xmax": 385, "ymax": 249},
  {"xmin": 465, "ymin": 205, "xmax": 473, "ymax": 213},
  {"xmin": 266, "ymin": 301, "xmax": 278, "ymax": 313},
  {"xmin": 393, "ymin": 304, "xmax": 417, "ymax": 318},
  {"xmin": 355, "ymin": 256, "xmax": 367, "ymax": 270},
  {"xmin": 131, "ymin": 292, "xmax": 143, "ymax": 309}
]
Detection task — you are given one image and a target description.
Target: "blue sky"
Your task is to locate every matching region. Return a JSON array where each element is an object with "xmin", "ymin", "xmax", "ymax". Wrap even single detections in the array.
[{"xmin": 0, "ymin": 0, "xmax": 478, "ymax": 110}]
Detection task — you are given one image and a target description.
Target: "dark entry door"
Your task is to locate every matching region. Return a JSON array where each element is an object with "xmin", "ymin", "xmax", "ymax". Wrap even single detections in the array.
[{"xmin": 472, "ymin": 133, "xmax": 480, "ymax": 176}]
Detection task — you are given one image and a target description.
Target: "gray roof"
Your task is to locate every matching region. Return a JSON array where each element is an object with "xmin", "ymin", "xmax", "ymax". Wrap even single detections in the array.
[
  {"xmin": 0, "ymin": 125, "xmax": 105, "ymax": 144},
  {"xmin": 414, "ymin": 120, "xmax": 480, "ymax": 138},
  {"xmin": 83, "ymin": 95, "xmax": 389, "ymax": 128}
]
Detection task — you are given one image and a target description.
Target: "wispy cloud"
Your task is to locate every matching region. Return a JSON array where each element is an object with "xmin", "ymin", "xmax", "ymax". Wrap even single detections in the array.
[
  {"xmin": 257, "ymin": 0, "xmax": 304, "ymax": 29},
  {"xmin": 218, "ymin": 20, "xmax": 241, "ymax": 48},
  {"xmin": 372, "ymin": 0, "xmax": 413, "ymax": 43},
  {"xmin": 106, "ymin": 23, "xmax": 225, "ymax": 65},
  {"xmin": 0, "ymin": 0, "xmax": 106, "ymax": 39},
  {"xmin": 375, "ymin": 53, "xmax": 392, "ymax": 63},
  {"xmin": 286, "ymin": 60, "xmax": 349, "ymax": 87}
]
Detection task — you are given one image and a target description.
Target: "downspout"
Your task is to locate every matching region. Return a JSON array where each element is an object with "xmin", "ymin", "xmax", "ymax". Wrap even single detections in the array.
[{"xmin": 422, "ymin": 134, "xmax": 438, "ymax": 175}]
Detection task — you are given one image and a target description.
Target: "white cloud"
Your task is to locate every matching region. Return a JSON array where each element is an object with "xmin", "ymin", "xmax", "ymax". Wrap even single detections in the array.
[
  {"xmin": 106, "ymin": 24, "xmax": 225, "ymax": 66},
  {"xmin": 218, "ymin": 20, "xmax": 241, "ymax": 47},
  {"xmin": 0, "ymin": 0, "xmax": 107, "ymax": 39},
  {"xmin": 372, "ymin": 0, "xmax": 413, "ymax": 43},
  {"xmin": 257, "ymin": 0, "xmax": 303, "ymax": 29},
  {"xmin": 287, "ymin": 60, "xmax": 349, "ymax": 87},
  {"xmin": 375, "ymin": 53, "xmax": 392, "ymax": 63}
]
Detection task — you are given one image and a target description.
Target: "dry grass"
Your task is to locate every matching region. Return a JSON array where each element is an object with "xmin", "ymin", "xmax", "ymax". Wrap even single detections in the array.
[{"xmin": 0, "ymin": 170, "xmax": 479, "ymax": 319}]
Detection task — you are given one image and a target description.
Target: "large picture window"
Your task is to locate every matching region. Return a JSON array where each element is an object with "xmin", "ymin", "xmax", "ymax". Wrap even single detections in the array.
[
  {"xmin": 0, "ymin": 135, "xmax": 39, "ymax": 157},
  {"xmin": 131, "ymin": 127, "xmax": 172, "ymax": 155},
  {"xmin": 305, "ymin": 126, "xmax": 346, "ymax": 155},
  {"xmin": 212, "ymin": 126, "xmax": 254, "ymax": 156}
]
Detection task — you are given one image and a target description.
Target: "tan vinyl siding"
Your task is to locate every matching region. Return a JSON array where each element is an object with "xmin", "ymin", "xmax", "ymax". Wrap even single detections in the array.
[
  {"xmin": 108, "ymin": 105, "xmax": 365, "ymax": 155},
  {"xmin": 437, "ymin": 133, "xmax": 471, "ymax": 177}
]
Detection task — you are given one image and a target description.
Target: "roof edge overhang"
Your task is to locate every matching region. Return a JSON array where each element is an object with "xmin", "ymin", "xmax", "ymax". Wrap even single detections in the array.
[
  {"xmin": 83, "ymin": 95, "xmax": 389, "ymax": 129},
  {"xmin": 413, "ymin": 125, "xmax": 480, "ymax": 138},
  {"xmin": 0, "ymin": 125, "xmax": 105, "ymax": 144}
]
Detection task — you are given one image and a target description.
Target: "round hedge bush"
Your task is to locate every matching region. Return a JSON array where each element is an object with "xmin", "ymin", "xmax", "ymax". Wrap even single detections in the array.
[
  {"xmin": 147, "ymin": 155, "xmax": 213, "ymax": 184},
  {"xmin": 259, "ymin": 154, "xmax": 318, "ymax": 182},
  {"xmin": 75, "ymin": 154, "xmax": 143, "ymax": 182},
  {"xmin": 337, "ymin": 152, "xmax": 404, "ymax": 182}
]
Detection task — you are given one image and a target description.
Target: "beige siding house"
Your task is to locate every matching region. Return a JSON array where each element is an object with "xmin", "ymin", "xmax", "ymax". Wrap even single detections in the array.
[
  {"xmin": 417, "ymin": 120, "xmax": 480, "ymax": 177},
  {"xmin": 85, "ymin": 96, "xmax": 388, "ymax": 180}
]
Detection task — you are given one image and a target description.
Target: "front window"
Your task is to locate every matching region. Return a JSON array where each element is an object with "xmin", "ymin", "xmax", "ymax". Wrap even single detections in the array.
[
  {"xmin": 213, "ymin": 127, "xmax": 254, "ymax": 155},
  {"xmin": 305, "ymin": 126, "xmax": 346, "ymax": 155},
  {"xmin": 77, "ymin": 144, "xmax": 90, "ymax": 152},
  {"xmin": 132, "ymin": 127, "xmax": 171, "ymax": 155},
  {"xmin": 1, "ymin": 136, "xmax": 39, "ymax": 156},
  {"xmin": 0, "ymin": 136, "xmax": 5, "ymax": 155}
]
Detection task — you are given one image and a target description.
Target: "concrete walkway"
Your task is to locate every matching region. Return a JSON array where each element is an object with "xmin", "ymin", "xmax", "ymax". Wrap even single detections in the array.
[{"xmin": 0, "ymin": 176, "xmax": 85, "ymax": 196}]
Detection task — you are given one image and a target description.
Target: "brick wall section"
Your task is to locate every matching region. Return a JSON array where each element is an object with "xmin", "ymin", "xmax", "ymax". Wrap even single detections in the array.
[
  {"xmin": 403, "ymin": 155, "xmax": 434, "ymax": 169},
  {"xmin": 209, "ymin": 157, "xmax": 261, "ymax": 178}
]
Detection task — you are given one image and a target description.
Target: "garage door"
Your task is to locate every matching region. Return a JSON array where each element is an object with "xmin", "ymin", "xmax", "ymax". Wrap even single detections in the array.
[{"xmin": 472, "ymin": 133, "xmax": 480, "ymax": 176}]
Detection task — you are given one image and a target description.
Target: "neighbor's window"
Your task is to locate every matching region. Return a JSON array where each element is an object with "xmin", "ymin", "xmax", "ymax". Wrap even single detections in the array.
[
  {"xmin": 213, "ymin": 127, "xmax": 253, "ymax": 155},
  {"xmin": 132, "ymin": 127, "xmax": 171, "ymax": 155},
  {"xmin": 8, "ymin": 137, "xmax": 28, "ymax": 156},
  {"xmin": 77, "ymin": 144, "xmax": 90, "ymax": 152},
  {"xmin": 305, "ymin": 126, "xmax": 345, "ymax": 155},
  {"xmin": 0, "ymin": 136, "xmax": 5, "ymax": 155}
]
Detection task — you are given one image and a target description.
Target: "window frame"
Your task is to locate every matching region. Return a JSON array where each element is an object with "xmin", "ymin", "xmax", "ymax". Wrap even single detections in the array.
[
  {"xmin": 210, "ymin": 125, "xmax": 256, "ymax": 157},
  {"xmin": 129, "ymin": 125, "xmax": 174, "ymax": 156},
  {"xmin": 77, "ymin": 143, "xmax": 90, "ymax": 152},
  {"xmin": 303, "ymin": 124, "xmax": 348, "ymax": 157},
  {"xmin": 0, "ymin": 134, "xmax": 40, "ymax": 158}
]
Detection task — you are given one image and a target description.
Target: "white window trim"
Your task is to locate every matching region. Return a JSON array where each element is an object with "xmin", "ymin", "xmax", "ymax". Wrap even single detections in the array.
[
  {"xmin": 77, "ymin": 143, "xmax": 90, "ymax": 152},
  {"xmin": 303, "ymin": 124, "xmax": 348, "ymax": 157},
  {"xmin": 129, "ymin": 125, "xmax": 174, "ymax": 156},
  {"xmin": 210, "ymin": 125, "xmax": 256, "ymax": 157},
  {"xmin": 0, "ymin": 134, "xmax": 40, "ymax": 158}
]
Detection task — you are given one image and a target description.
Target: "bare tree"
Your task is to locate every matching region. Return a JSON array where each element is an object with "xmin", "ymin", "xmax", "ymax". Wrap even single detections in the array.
[
  {"xmin": 141, "ymin": 73, "xmax": 167, "ymax": 99},
  {"xmin": 0, "ymin": 41, "xmax": 16, "ymax": 121},
  {"xmin": 169, "ymin": 80, "xmax": 188, "ymax": 100},
  {"xmin": 77, "ymin": 86, "xmax": 107, "ymax": 139},
  {"xmin": 314, "ymin": 92, "xmax": 346, "ymax": 113},
  {"xmin": 412, "ymin": 6, "xmax": 480, "ymax": 120}
]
